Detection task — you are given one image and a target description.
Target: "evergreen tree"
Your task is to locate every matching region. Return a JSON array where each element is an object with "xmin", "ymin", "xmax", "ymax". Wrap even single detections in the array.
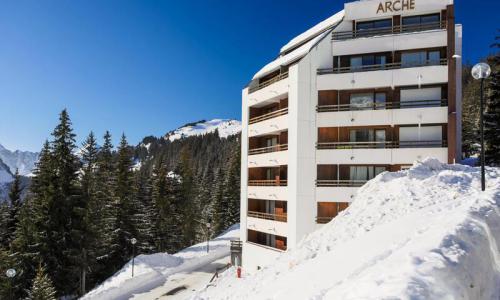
[
  {"xmin": 484, "ymin": 34, "xmax": 500, "ymax": 165},
  {"xmin": 27, "ymin": 264, "xmax": 57, "ymax": 300},
  {"xmin": 50, "ymin": 109, "xmax": 82, "ymax": 295},
  {"xmin": 76, "ymin": 132, "xmax": 99, "ymax": 295},
  {"xmin": 176, "ymin": 147, "xmax": 196, "ymax": 247},
  {"xmin": 462, "ymin": 64, "xmax": 482, "ymax": 158},
  {"xmin": 211, "ymin": 167, "xmax": 226, "ymax": 235},
  {"xmin": 0, "ymin": 203, "xmax": 10, "ymax": 248},
  {"xmin": 221, "ymin": 144, "xmax": 241, "ymax": 230},
  {"xmin": 112, "ymin": 134, "xmax": 137, "ymax": 267},
  {"xmin": 92, "ymin": 131, "xmax": 119, "ymax": 282},
  {"xmin": 131, "ymin": 172, "xmax": 157, "ymax": 254},
  {"xmin": 0, "ymin": 169, "xmax": 23, "ymax": 249}
]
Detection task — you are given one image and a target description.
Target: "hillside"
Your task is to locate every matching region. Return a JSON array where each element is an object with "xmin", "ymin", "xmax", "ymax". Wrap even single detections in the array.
[
  {"xmin": 195, "ymin": 159, "xmax": 500, "ymax": 300},
  {"xmin": 0, "ymin": 144, "xmax": 39, "ymax": 176},
  {"xmin": 164, "ymin": 119, "xmax": 241, "ymax": 142}
]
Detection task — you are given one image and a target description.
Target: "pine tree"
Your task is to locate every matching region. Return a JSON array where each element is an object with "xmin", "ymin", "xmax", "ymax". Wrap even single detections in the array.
[
  {"xmin": 1, "ymin": 169, "xmax": 23, "ymax": 248},
  {"xmin": 462, "ymin": 65, "xmax": 482, "ymax": 158},
  {"xmin": 211, "ymin": 167, "xmax": 226, "ymax": 235},
  {"xmin": 27, "ymin": 264, "xmax": 57, "ymax": 300},
  {"xmin": 176, "ymin": 147, "xmax": 196, "ymax": 247},
  {"xmin": 50, "ymin": 109, "xmax": 82, "ymax": 295},
  {"xmin": 131, "ymin": 172, "xmax": 157, "ymax": 254},
  {"xmin": 484, "ymin": 35, "xmax": 500, "ymax": 166},
  {"xmin": 92, "ymin": 131, "xmax": 119, "ymax": 282},
  {"xmin": 76, "ymin": 132, "xmax": 99, "ymax": 295},
  {"xmin": 221, "ymin": 145, "xmax": 241, "ymax": 231},
  {"xmin": 112, "ymin": 134, "xmax": 137, "ymax": 266}
]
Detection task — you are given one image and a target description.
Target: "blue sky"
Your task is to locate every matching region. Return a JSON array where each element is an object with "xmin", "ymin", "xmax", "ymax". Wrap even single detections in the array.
[{"xmin": 0, "ymin": 0, "xmax": 498, "ymax": 151}]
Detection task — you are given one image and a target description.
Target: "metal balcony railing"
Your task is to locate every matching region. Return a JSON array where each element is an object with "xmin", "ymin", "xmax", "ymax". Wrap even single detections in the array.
[
  {"xmin": 317, "ymin": 58, "xmax": 447, "ymax": 75},
  {"xmin": 316, "ymin": 140, "xmax": 448, "ymax": 150},
  {"xmin": 316, "ymin": 180, "xmax": 368, "ymax": 187},
  {"xmin": 331, "ymin": 21, "xmax": 446, "ymax": 41},
  {"xmin": 248, "ymin": 179, "xmax": 287, "ymax": 186},
  {"xmin": 317, "ymin": 99, "xmax": 448, "ymax": 113},
  {"xmin": 249, "ymin": 144, "xmax": 288, "ymax": 155},
  {"xmin": 248, "ymin": 211, "xmax": 287, "ymax": 222},
  {"xmin": 249, "ymin": 107, "xmax": 288, "ymax": 124},
  {"xmin": 249, "ymin": 72, "xmax": 289, "ymax": 94}
]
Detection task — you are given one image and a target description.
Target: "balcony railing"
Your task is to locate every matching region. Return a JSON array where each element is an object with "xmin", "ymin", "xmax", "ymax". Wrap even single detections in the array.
[
  {"xmin": 249, "ymin": 107, "xmax": 288, "ymax": 124},
  {"xmin": 249, "ymin": 72, "xmax": 289, "ymax": 94},
  {"xmin": 248, "ymin": 179, "xmax": 287, "ymax": 186},
  {"xmin": 249, "ymin": 144, "xmax": 288, "ymax": 155},
  {"xmin": 317, "ymin": 99, "xmax": 448, "ymax": 113},
  {"xmin": 316, "ymin": 140, "xmax": 448, "ymax": 150},
  {"xmin": 317, "ymin": 58, "xmax": 447, "ymax": 75},
  {"xmin": 316, "ymin": 216, "xmax": 334, "ymax": 224},
  {"xmin": 248, "ymin": 211, "xmax": 287, "ymax": 222},
  {"xmin": 316, "ymin": 180, "xmax": 367, "ymax": 187},
  {"xmin": 247, "ymin": 241, "xmax": 286, "ymax": 252},
  {"xmin": 331, "ymin": 21, "xmax": 446, "ymax": 41}
]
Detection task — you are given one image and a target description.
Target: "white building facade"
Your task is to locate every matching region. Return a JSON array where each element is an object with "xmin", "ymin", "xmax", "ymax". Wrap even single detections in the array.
[{"xmin": 240, "ymin": 0, "xmax": 462, "ymax": 271}]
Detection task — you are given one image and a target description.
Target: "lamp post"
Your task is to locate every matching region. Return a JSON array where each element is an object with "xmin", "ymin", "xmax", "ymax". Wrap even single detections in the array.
[
  {"xmin": 471, "ymin": 62, "xmax": 492, "ymax": 191},
  {"xmin": 6, "ymin": 268, "xmax": 16, "ymax": 300},
  {"xmin": 131, "ymin": 238, "xmax": 137, "ymax": 277},
  {"xmin": 206, "ymin": 223, "xmax": 211, "ymax": 253}
]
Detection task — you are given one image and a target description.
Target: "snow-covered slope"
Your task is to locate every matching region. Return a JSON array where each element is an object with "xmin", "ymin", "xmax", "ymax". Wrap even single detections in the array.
[
  {"xmin": 165, "ymin": 119, "xmax": 241, "ymax": 142},
  {"xmin": 82, "ymin": 224, "xmax": 240, "ymax": 300},
  {"xmin": 195, "ymin": 159, "xmax": 500, "ymax": 300},
  {"xmin": 0, "ymin": 144, "xmax": 39, "ymax": 176}
]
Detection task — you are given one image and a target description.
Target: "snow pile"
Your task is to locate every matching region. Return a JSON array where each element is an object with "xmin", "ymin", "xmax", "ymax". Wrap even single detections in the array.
[
  {"xmin": 82, "ymin": 224, "xmax": 240, "ymax": 300},
  {"xmin": 165, "ymin": 119, "xmax": 241, "ymax": 142},
  {"xmin": 195, "ymin": 159, "xmax": 500, "ymax": 300},
  {"xmin": 0, "ymin": 143, "xmax": 39, "ymax": 176}
]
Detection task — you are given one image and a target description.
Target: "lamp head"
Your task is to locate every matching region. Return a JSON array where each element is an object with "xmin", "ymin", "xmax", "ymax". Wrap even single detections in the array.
[
  {"xmin": 472, "ymin": 62, "xmax": 491, "ymax": 80},
  {"xmin": 6, "ymin": 269, "xmax": 16, "ymax": 278},
  {"xmin": 131, "ymin": 238, "xmax": 137, "ymax": 245}
]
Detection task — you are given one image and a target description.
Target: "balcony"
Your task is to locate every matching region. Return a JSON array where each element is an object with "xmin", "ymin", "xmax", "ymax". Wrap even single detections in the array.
[
  {"xmin": 316, "ymin": 180, "xmax": 367, "ymax": 187},
  {"xmin": 317, "ymin": 99, "xmax": 447, "ymax": 113},
  {"xmin": 249, "ymin": 107, "xmax": 288, "ymax": 124},
  {"xmin": 248, "ymin": 179, "xmax": 287, "ymax": 187},
  {"xmin": 317, "ymin": 58, "xmax": 447, "ymax": 75},
  {"xmin": 249, "ymin": 72, "xmax": 289, "ymax": 94},
  {"xmin": 249, "ymin": 144, "xmax": 288, "ymax": 155},
  {"xmin": 248, "ymin": 211, "xmax": 287, "ymax": 222},
  {"xmin": 331, "ymin": 21, "xmax": 446, "ymax": 41},
  {"xmin": 317, "ymin": 140, "xmax": 448, "ymax": 150},
  {"xmin": 316, "ymin": 202, "xmax": 350, "ymax": 224},
  {"xmin": 247, "ymin": 229, "xmax": 287, "ymax": 251}
]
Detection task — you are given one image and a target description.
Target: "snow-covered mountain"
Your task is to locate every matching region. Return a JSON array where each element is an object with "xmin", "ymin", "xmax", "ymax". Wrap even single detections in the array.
[
  {"xmin": 195, "ymin": 159, "xmax": 500, "ymax": 300},
  {"xmin": 0, "ymin": 159, "xmax": 13, "ymax": 184},
  {"xmin": 164, "ymin": 119, "xmax": 241, "ymax": 142},
  {"xmin": 0, "ymin": 144, "xmax": 39, "ymax": 176}
]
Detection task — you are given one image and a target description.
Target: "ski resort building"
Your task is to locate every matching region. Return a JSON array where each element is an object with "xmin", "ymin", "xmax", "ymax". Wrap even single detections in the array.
[{"xmin": 240, "ymin": 0, "xmax": 462, "ymax": 271}]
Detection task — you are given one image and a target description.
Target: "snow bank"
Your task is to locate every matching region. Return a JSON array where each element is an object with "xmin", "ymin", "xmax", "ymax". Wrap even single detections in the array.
[
  {"xmin": 194, "ymin": 159, "xmax": 500, "ymax": 300},
  {"xmin": 83, "ymin": 224, "xmax": 240, "ymax": 300}
]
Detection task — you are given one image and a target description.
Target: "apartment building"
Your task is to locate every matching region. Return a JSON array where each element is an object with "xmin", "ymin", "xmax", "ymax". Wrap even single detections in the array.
[{"xmin": 240, "ymin": 0, "xmax": 462, "ymax": 271}]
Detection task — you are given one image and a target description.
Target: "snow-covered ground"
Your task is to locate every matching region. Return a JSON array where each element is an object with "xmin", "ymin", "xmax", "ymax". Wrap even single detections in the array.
[
  {"xmin": 82, "ymin": 224, "xmax": 239, "ymax": 300},
  {"xmin": 165, "ymin": 119, "xmax": 241, "ymax": 142},
  {"xmin": 194, "ymin": 159, "xmax": 500, "ymax": 300}
]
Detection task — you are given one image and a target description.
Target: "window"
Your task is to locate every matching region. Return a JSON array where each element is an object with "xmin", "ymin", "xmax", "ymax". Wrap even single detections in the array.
[
  {"xmin": 265, "ymin": 137, "xmax": 278, "ymax": 148},
  {"xmin": 401, "ymin": 51, "xmax": 426, "ymax": 67},
  {"xmin": 399, "ymin": 126, "xmax": 443, "ymax": 147},
  {"xmin": 350, "ymin": 55, "xmax": 387, "ymax": 71},
  {"xmin": 375, "ymin": 130, "xmax": 386, "ymax": 148},
  {"xmin": 350, "ymin": 93, "xmax": 374, "ymax": 109},
  {"xmin": 349, "ymin": 92, "xmax": 387, "ymax": 110},
  {"xmin": 350, "ymin": 129, "xmax": 374, "ymax": 142},
  {"xmin": 350, "ymin": 57, "xmax": 362, "ymax": 70},
  {"xmin": 375, "ymin": 92, "xmax": 386, "ymax": 109},
  {"xmin": 401, "ymin": 50, "xmax": 442, "ymax": 68},
  {"xmin": 349, "ymin": 166, "xmax": 387, "ymax": 181},
  {"xmin": 400, "ymin": 87, "xmax": 442, "ymax": 108},
  {"xmin": 402, "ymin": 14, "xmax": 440, "ymax": 31},
  {"xmin": 356, "ymin": 19, "xmax": 392, "ymax": 36}
]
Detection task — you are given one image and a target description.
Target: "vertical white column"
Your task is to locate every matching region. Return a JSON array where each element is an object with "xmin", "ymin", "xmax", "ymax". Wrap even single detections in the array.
[{"xmin": 240, "ymin": 89, "xmax": 249, "ymax": 247}]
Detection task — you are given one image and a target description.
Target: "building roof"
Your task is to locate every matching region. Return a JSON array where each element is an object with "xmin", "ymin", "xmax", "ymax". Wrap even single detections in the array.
[{"xmin": 252, "ymin": 10, "xmax": 344, "ymax": 80}]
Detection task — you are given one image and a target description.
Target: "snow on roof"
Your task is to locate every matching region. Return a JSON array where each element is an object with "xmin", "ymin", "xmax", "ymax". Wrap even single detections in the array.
[
  {"xmin": 280, "ymin": 10, "xmax": 344, "ymax": 54},
  {"xmin": 252, "ymin": 10, "xmax": 344, "ymax": 80}
]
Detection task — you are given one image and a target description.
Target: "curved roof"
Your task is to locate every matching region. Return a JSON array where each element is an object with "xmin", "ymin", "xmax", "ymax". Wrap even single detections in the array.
[{"xmin": 252, "ymin": 10, "xmax": 344, "ymax": 80}]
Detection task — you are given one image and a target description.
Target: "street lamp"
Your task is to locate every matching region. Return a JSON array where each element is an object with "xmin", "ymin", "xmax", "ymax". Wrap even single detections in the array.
[
  {"xmin": 472, "ymin": 62, "xmax": 492, "ymax": 191},
  {"xmin": 206, "ymin": 223, "xmax": 211, "ymax": 253},
  {"xmin": 6, "ymin": 268, "xmax": 16, "ymax": 300},
  {"xmin": 131, "ymin": 238, "xmax": 137, "ymax": 277}
]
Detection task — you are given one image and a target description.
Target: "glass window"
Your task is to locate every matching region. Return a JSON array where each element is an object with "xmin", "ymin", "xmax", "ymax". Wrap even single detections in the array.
[
  {"xmin": 350, "ymin": 166, "xmax": 368, "ymax": 181},
  {"xmin": 350, "ymin": 93, "xmax": 374, "ymax": 110},
  {"xmin": 373, "ymin": 19, "xmax": 392, "ymax": 28},
  {"xmin": 350, "ymin": 57, "xmax": 362, "ymax": 70},
  {"xmin": 375, "ymin": 130, "xmax": 386, "ymax": 148},
  {"xmin": 362, "ymin": 55, "xmax": 375, "ymax": 66},
  {"xmin": 402, "ymin": 16, "xmax": 420, "ymax": 26},
  {"xmin": 428, "ymin": 51, "xmax": 441, "ymax": 65},
  {"xmin": 265, "ymin": 137, "xmax": 278, "ymax": 147},
  {"xmin": 421, "ymin": 14, "xmax": 440, "ymax": 24},
  {"xmin": 401, "ymin": 51, "xmax": 426, "ymax": 67},
  {"xmin": 375, "ymin": 93, "xmax": 386, "ymax": 109},
  {"xmin": 375, "ymin": 167, "xmax": 387, "ymax": 176},
  {"xmin": 350, "ymin": 129, "xmax": 374, "ymax": 142}
]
